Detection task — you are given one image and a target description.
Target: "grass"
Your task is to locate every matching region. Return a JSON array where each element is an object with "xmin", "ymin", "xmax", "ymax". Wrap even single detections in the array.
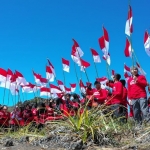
[{"xmin": 1, "ymin": 102, "xmax": 150, "ymax": 149}]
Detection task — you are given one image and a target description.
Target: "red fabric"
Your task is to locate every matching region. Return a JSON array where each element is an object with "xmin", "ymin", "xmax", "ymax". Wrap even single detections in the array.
[
  {"xmin": 122, "ymin": 87, "xmax": 128, "ymax": 107},
  {"xmin": 110, "ymin": 81, "xmax": 123, "ymax": 104},
  {"xmin": 129, "ymin": 106, "xmax": 134, "ymax": 117},
  {"xmin": 127, "ymin": 75, "xmax": 147, "ymax": 99},
  {"xmin": 93, "ymin": 88, "xmax": 108, "ymax": 104},
  {"xmin": 86, "ymin": 88, "xmax": 93, "ymax": 95}
]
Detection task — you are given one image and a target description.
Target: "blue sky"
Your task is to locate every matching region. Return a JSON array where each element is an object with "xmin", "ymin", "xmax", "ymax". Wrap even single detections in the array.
[{"xmin": 0, "ymin": 0, "xmax": 150, "ymax": 106}]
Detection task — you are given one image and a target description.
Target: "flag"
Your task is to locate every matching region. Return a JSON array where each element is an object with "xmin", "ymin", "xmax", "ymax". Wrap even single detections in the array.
[
  {"xmin": 33, "ymin": 71, "xmax": 41, "ymax": 84},
  {"xmin": 103, "ymin": 53, "xmax": 111, "ymax": 65},
  {"xmin": 136, "ymin": 62, "xmax": 146, "ymax": 76},
  {"xmin": 79, "ymin": 80, "xmax": 85, "ymax": 93},
  {"xmin": 22, "ymin": 83, "xmax": 37, "ymax": 93},
  {"xmin": 65, "ymin": 86, "xmax": 71, "ymax": 93},
  {"xmin": 50, "ymin": 84, "xmax": 62, "ymax": 93},
  {"xmin": 70, "ymin": 83, "xmax": 76, "ymax": 92},
  {"xmin": 80, "ymin": 58, "xmax": 90, "ymax": 72},
  {"xmin": 40, "ymin": 77, "xmax": 47, "ymax": 87},
  {"xmin": 125, "ymin": 5, "xmax": 133, "ymax": 36},
  {"xmin": 71, "ymin": 39, "xmax": 84, "ymax": 65},
  {"xmin": 0, "ymin": 68, "xmax": 7, "ymax": 82},
  {"xmin": 124, "ymin": 38, "xmax": 132, "ymax": 57},
  {"xmin": 15, "ymin": 70, "xmax": 28, "ymax": 85},
  {"xmin": 111, "ymin": 70, "xmax": 115, "ymax": 80},
  {"xmin": 40, "ymin": 87, "xmax": 51, "ymax": 97},
  {"xmin": 144, "ymin": 31, "xmax": 150, "ymax": 57},
  {"xmin": 47, "ymin": 59, "xmax": 56, "ymax": 76},
  {"xmin": 91, "ymin": 48, "xmax": 101, "ymax": 63},
  {"xmin": 96, "ymin": 77, "xmax": 108, "ymax": 85},
  {"xmin": 103, "ymin": 26, "xmax": 109, "ymax": 52},
  {"xmin": 46, "ymin": 66, "xmax": 55, "ymax": 82},
  {"xmin": 7, "ymin": 69, "xmax": 13, "ymax": 81},
  {"xmin": 57, "ymin": 80, "xmax": 65, "ymax": 92},
  {"xmin": 124, "ymin": 72, "xmax": 130, "ymax": 81},
  {"xmin": 62, "ymin": 58, "xmax": 70, "ymax": 72}
]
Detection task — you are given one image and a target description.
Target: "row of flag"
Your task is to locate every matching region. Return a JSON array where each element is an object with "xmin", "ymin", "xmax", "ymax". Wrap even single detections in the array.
[{"xmin": 0, "ymin": 4, "xmax": 149, "ymax": 102}]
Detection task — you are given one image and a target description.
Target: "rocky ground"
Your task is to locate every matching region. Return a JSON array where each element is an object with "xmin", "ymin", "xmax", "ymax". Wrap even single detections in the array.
[{"xmin": 0, "ymin": 126, "xmax": 150, "ymax": 150}]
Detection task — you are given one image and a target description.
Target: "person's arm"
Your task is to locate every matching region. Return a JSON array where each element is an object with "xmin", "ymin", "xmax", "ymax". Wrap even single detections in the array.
[
  {"xmin": 136, "ymin": 75, "xmax": 147, "ymax": 87},
  {"xmin": 96, "ymin": 90, "xmax": 107, "ymax": 102}
]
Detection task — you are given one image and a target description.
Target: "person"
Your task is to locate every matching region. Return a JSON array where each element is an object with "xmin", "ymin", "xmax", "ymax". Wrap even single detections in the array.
[
  {"xmin": 107, "ymin": 74, "xmax": 123, "ymax": 120},
  {"xmin": 120, "ymin": 79, "xmax": 128, "ymax": 122},
  {"xmin": 2, "ymin": 105, "xmax": 10, "ymax": 127},
  {"xmin": 128, "ymin": 66, "xmax": 149, "ymax": 125},
  {"xmin": 92, "ymin": 81, "xmax": 108, "ymax": 105}
]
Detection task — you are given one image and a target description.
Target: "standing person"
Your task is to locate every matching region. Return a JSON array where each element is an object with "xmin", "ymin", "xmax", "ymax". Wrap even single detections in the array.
[
  {"xmin": 128, "ymin": 66, "xmax": 149, "ymax": 125},
  {"xmin": 120, "ymin": 79, "xmax": 128, "ymax": 122},
  {"xmin": 107, "ymin": 74, "xmax": 123, "ymax": 120}
]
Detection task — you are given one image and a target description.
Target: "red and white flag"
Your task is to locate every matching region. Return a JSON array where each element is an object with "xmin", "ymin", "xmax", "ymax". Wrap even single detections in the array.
[
  {"xmin": 40, "ymin": 87, "xmax": 51, "ymax": 97},
  {"xmin": 103, "ymin": 53, "xmax": 111, "ymax": 65},
  {"xmin": 33, "ymin": 71, "xmax": 41, "ymax": 84},
  {"xmin": 79, "ymin": 80, "xmax": 85, "ymax": 93},
  {"xmin": 124, "ymin": 38, "xmax": 132, "ymax": 57},
  {"xmin": 50, "ymin": 84, "xmax": 62, "ymax": 93},
  {"xmin": 136, "ymin": 62, "xmax": 146, "ymax": 76},
  {"xmin": 62, "ymin": 58, "xmax": 70, "ymax": 72},
  {"xmin": 15, "ymin": 70, "xmax": 28, "ymax": 85},
  {"xmin": 22, "ymin": 83, "xmax": 38, "ymax": 93},
  {"xmin": 124, "ymin": 72, "xmax": 130, "ymax": 81},
  {"xmin": 80, "ymin": 59, "xmax": 90, "ymax": 72},
  {"xmin": 0, "ymin": 68, "xmax": 7, "ymax": 82},
  {"xmin": 103, "ymin": 26, "xmax": 109, "ymax": 53},
  {"xmin": 40, "ymin": 77, "xmax": 47, "ymax": 87},
  {"xmin": 111, "ymin": 70, "xmax": 115, "ymax": 80},
  {"xmin": 91, "ymin": 48, "xmax": 101, "ymax": 63},
  {"xmin": 96, "ymin": 77, "xmax": 108, "ymax": 85},
  {"xmin": 125, "ymin": 5, "xmax": 133, "ymax": 36},
  {"xmin": 124, "ymin": 63, "xmax": 131, "ymax": 75},
  {"xmin": 144, "ymin": 31, "xmax": 150, "ymax": 57},
  {"xmin": 46, "ymin": 66, "xmax": 55, "ymax": 82},
  {"xmin": 47, "ymin": 59, "xmax": 56, "ymax": 76},
  {"xmin": 7, "ymin": 69, "xmax": 13, "ymax": 81},
  {"xmin": 70, "ymin": 83, "xmax": 76, "ymax": 92},
  {"xmin": 57, "ymin": 80, "xmax": 65, "ymax": 92},
  {"xmin": 71, "ymin": 39, "xmax": 84, "ymax": 66},
  {"xmin": 65, "ymin": 86, "xmax": 71, "ymax": 93}
]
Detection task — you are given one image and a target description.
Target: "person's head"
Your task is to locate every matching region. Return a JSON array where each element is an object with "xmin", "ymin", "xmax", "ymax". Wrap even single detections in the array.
[
  {"xmin": 94, "ymin": 81, "xmax": 101, "ymax": 89},
  {"xmin": 3, "ymin": 105, "xmax": 8, "ymax": 112},
  {"xmin": 86, "ymin": 82, "xmax": 92, "ymax": 89},
  {"xmin": 65, "ymin": 93, "xmax": 71, "ymax": 100},
  {"xmin": 113, "ymin": 74, "xmax": 121, "ymax": 82},
  {"xmin": 25, "ymin": 104, "xmax": 30, "ymax": 110},
  {"xmin": 130, "ymin": 66, "xmax": 138, "ymax": 76},
  {"xmin": 120, "ymin": 79, "xmax": 126, "ymax": 87}
]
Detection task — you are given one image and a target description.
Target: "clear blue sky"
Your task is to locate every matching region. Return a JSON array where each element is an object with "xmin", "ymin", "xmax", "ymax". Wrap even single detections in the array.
[{"xmin": 0, "ymin": 0, "xmax": 150, "ymax": 106}]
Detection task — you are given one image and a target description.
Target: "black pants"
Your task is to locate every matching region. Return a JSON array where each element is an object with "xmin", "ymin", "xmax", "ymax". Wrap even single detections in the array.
[{"xmin": 111, "ymin": 104, "xmax": 127, "ymax": 123}]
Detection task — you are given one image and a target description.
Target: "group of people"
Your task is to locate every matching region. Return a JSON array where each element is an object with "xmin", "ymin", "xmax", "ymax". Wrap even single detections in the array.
[{"xmin": 0, "ymin": 66, "xmax": 150, "ymax": 129}]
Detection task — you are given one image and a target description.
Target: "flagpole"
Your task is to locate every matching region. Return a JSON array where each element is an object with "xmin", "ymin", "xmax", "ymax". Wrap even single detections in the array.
[
  {"xmin": 62, "ymin": 70, "xmax": 66, "ymax": 86},
  {"xmin": 73, "ymin": 61, "xmax": 79, "ymax": 86}
]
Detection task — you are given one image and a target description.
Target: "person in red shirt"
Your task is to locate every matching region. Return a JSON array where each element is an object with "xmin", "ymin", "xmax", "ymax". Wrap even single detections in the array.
[
  {"xmin": 120, "ymin": 79, "xmax": 128, "ymax": 122},
  {"xmin": 128, "ymin": 66, "xmax": 149, "ymax": 125},
  {"xmin": 107, "ymin": 74, "xmax": 123, "ymax": 120},
  {"xmin": 92, "ymin": 81, "xmax": 108, "ymax": 105}
]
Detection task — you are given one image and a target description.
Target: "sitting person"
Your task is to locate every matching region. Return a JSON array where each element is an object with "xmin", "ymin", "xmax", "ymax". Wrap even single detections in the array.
[{"xmin": 2, "ymin": 105, "xmax": 10, "ymax": 127}]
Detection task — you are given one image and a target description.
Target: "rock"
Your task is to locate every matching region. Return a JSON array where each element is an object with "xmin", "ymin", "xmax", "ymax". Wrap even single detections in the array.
[
  {"xmin": 4, "ymin": 140, "xmax": 14, "ymax": 147},
  {"xmin": 19, "ymin": 136, "xmax": 29, "ymax": 143}
]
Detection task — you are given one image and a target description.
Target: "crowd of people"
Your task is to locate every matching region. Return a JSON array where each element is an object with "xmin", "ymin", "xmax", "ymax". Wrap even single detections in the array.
[{"xmin": 0, "ymin": 66, "xmax": 150, "ymax": 129}]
